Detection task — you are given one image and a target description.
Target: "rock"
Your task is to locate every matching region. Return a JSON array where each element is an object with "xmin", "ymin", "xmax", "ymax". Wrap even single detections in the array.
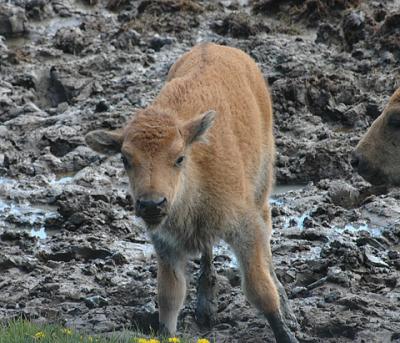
[
  {"xmin": 328, "ymin": 180, "xmax": 360, "ymax": 209},
  {"xmin": 38, "ymin": 246, "xmax": 113, "ymax": 262},
  {"xmin": 364, "ymin": 246, "xmax": 389, "ymax": 268},
  {"xmin": 0, "ymin": 254, "xmax": 17, "ymax": 270},
  {"xmin": 0, "ymin": 230, "xmax": 34, "ymax": 241},
  {"xmin": 211, "ymin": 12, "xmax": 270, "ymax": 38},
  {"xmin": 111, "ymin": 252, "xmax": 128, "ymax": 265},
  {"xmin": 111, "ymin": 29, "xmax": 141, "ymax": 51},
  {"xmin": 95, "ymin": 99, "xmax": 109, "ymax": 112},
  {"xmin": 380, "ymin": 51, "xmax": 394, "ymax": 64},
  {"xmin": 0, "ymin": 4, "xmax": 28, "ymax": 37},
  {"xmin": 373, "ymin": 8, "xmax": 386, "ymax": 22},
  {"xmin": 316, "ymin": 23, "xmax": 343, "ymax": 47},
  {"xmin": 54, "ymin": 27, "xmax": 86, "ymax": 55},
  {"xmin": 84, "ymin": 295, "xmax": 109, "ymax": 309},
  {"xmin": 137, "ymin": 0, "xmax": 203, "ymax": 15},
  {"xmin": 48, "ymin": 66, "xmax": 91, "ymax": 106},
  {"xmin": 24, "ymin": 0, "xmax": 49, "ymax": 20},
  {"xmin": 327, "ymin": 266, "xmax": 351, "ymax": 286},
  {"xmin": 342, "ymin": 11, "xmax": 366, "ymax": 48},
  {"xmin": 252, "ymin": 0, "xmax": 282, "ymax": 13},
  {"xmin": 380, "ymin": 12, "xmax": 400, "ymax": 34},
  {"xmin": 301, "ymin": 229, "xmax": 329, "ymax": 242},
  {"xmin": 148, "ymin": 35, "xmax": 173, "ymax": 51},
  {"xmin": 388, "ymin": 250, "xmax": 399, "ymax": 260}
]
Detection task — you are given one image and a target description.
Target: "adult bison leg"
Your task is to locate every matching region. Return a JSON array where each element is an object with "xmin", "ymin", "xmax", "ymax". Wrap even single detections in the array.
[
  {"xmin": 152, "ymin": 237, "xmax": 188, "ymax": 336},
  {"xmin": 227, "ymin": 214, "xmax": 298, "ymax": 343},
  {"xmin": 195, "ymin": 245, "xmax": 218, "ymax": 328}
]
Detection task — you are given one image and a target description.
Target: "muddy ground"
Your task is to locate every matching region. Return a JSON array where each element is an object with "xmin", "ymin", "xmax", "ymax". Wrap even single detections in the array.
[{"xmin": 0, "ymin": 0, "xmax": 400, "ymax": 342}]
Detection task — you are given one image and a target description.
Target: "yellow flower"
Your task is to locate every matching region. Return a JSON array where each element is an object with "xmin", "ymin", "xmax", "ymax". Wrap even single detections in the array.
[
  {"xmin": 197, "ymin": 339, "xmax": 210, "ymax": 343},
  {"xmin": 168, "ymin": 338, "xmax": 180, "ymax": 343},
  {"xmin": 62, "ymin": 328, "xmax": 73, "ymax": 335},
  {"xmin": 148, "ymin": 339, "xmax": 160, "ymax": 343},
  {"xmin": 88, "ymin": 336, "xmax": 94, "ymax": 342},
  {"xmin": 136, "ymin": 339, "xmax": 149, "ymax": 343},
  {"xmin": 33, "ymin": 331, "xmax": 46, "ymax": 340}
]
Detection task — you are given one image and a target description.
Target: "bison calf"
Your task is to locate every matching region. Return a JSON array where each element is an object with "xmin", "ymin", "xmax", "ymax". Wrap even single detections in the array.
[
  {"xmin": 86, "ymin": 43, "xmax": 297, "ymax": 343},
  {"xmin": 352, "ymin": 87, "xmax": 400, "ymax": 185}
]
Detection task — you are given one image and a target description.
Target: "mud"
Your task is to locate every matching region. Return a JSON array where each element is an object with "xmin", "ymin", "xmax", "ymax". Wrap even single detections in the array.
[{"xmin": 0, "ymin": 0, "xmax": 399, "ymax": 342}]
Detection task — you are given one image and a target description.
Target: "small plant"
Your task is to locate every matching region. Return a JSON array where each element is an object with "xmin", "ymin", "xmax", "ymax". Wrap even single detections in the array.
[{"xmin": 0, "ymin": 320, "xmax": 212, "ymax": 343}]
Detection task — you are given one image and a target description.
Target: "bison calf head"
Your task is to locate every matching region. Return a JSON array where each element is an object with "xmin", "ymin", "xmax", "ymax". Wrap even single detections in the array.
[
  {"xmin": 352, "ymin": 88, "xmax": 400, "ymax": 186},
  {"xmin": 85, "ymin": 108, "xmax": 216, "ymax": 227}
]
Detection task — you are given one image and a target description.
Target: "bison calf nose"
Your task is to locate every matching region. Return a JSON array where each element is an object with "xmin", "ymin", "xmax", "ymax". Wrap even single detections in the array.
[
  {"xmin": 350, "ymin": 152, "xmax": 360, "ymax": 169},
  {"xmin": 137, "ymin": 197, "xmax": 167, "ymax": 211},
  {"xmin": 136, "ymin": 196, "xmax": 167, "ymax": 224}
]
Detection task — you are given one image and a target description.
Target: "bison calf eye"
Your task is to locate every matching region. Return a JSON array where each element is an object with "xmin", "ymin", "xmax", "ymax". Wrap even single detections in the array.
[
  {"xmin": 121, "ymin": 155, "xmax": 130, "ymax": 169},
  {"xmin": 175, "ymin": 155, "xmax": 185, "ymax": 167}
]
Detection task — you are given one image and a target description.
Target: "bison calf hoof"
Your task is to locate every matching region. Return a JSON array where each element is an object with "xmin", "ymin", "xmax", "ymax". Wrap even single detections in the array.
[
  {"xmin": 157, "ymin": 323, "xmax": 172, "ymax": 337},
  {"xmin": 267, "ymin": 312, "xmax": 299, "ymax": 343},
  {"xmin": 195, "ymin": 298, "xmax": 218, "ymax": 328},
  {"xmin": 277, "ymin": 330, "xmax": 299, "ymax": 343}
]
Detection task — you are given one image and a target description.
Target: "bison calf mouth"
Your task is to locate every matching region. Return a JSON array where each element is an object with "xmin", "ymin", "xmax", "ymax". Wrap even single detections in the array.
[
  {"xmin": 351, "ymin": 152, "xmax": 385, "ymax": 186},
  {"xmin": 140, "ymin": 214, "xmax": 166, "ymax": 226}
]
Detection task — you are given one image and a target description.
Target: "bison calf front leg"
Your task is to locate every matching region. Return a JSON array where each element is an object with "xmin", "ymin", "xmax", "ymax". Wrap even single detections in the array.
[
  {"xmin": 157, "ymin": 256, "xmax": 187, "ymax": 336},
  {"xmin": 195, "ymin": 246, "xmax": 218, "ymax": 328},
  {"xmin": 228, "ymin": 216, "xmax": 298, "ymax": 343}
]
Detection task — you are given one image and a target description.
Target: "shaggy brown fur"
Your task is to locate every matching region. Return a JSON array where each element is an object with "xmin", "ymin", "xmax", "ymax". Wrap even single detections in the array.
[
  {"xmin": 85, "ymin": 43, "xmax": 297, "ymax": 343},
  {"xmin": 353, "ymin": 87, "xmax": 400, "ymax": 186}
]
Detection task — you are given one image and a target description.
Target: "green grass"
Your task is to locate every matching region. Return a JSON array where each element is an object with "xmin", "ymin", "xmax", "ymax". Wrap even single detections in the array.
[{"xmin": 0, "ymin": 320, "xmax": 211, "ymax": 343}]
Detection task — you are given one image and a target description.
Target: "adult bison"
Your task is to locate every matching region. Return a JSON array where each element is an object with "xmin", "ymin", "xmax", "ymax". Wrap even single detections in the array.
[
  {"xmin": 352, "ymin": 87, "xmax": 400, "ymax": 186},
  {"xmin": 86, "ymin": 43, "xmax": 297, "ymax": 343}
]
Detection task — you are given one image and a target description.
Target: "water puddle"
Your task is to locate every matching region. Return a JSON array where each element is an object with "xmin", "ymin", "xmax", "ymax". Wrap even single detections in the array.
[
  {"xmin": 42, "ymin": 17, "xmax": 82, "ymax": 37},
  {"xmin": 0, "ymin": 176, "xmax": 61, "ymax": 239},
  {"xmin": 296, "ymin": 246, "xmax": 322, "ymax": 260},
  {"xmin": 5, "ymin": 0, "xmax": 119, "ymax": 50},
  {"xmin": 0, "ymin": 197, "xmax": 58, "ymax": 239},
  {"xmin": 272, "ymin": 184, "xmax": 306, "ymax": 195},
  {"xmin": 270, "ymin": 183, "xmax": 306, "ymax": 206},
  {"xmin": 335, "ymin": 223, "xmax": 383, "ymax": 238},
  {"xmin": 50, "ymin": 171, "xmax": 77, "ymax": 185},
  {"xmin": 5, "ymin": 36, "xmax": 32, "ymax": 49},
  {"xmin": 214, "ymin": 241, "xmax": 238, "ymax": 268},
  {"xmin": 0, "ymin": 177, "xmax": 16, "ymax": 186},
  {"xmin": 284, "ymin": 211, "xmax": 312, "ymax": 230},
  {"xmin": 30, "ymin": 227, "xmax": 47, "ymax": 239},
  {"xmin": 5, "ymin": 17, "xmax": 81, "ymax": 50}
]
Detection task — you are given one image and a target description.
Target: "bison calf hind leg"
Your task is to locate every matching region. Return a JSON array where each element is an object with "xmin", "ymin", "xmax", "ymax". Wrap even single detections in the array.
[
  {"xmin": 270, "ymin": 266, "xmax": 299, "ymax": 331},
  {"xmin": 195, "ymin": 246, "xmax": 218, "ymax": 328},
  {"xmin": 228, "ymin": 215, "xmax": 298, "ymax": 343}
]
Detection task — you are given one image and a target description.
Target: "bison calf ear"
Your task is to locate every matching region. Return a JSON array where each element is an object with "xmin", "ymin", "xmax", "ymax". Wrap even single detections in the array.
[
  {"xmin": 182, "ymin": 110, "xmax": 217, "ymax": 144},
  {"xmin": 85, "ymin": 129, "xmax": 123, "ymax": 155}
]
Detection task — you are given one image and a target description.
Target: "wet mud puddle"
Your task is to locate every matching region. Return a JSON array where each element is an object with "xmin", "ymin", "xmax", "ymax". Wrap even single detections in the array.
[
  {"xmin": 6, "ymin": 16, "xmax": 82, "ymax": 49},
  {"xmin": 0, "ymin": 177, "xmax": 390, "ymax": 259},
  {"xmin": 5, "ymin": 1, "xmax": 118, "ymax": 50},
  {"xmin": 0, "ymin": 180, "xmax": 308, "ymax": 246},
  {"xmin": 0, "ymin": 175, "xmax": 74, "ymax": 239}
]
